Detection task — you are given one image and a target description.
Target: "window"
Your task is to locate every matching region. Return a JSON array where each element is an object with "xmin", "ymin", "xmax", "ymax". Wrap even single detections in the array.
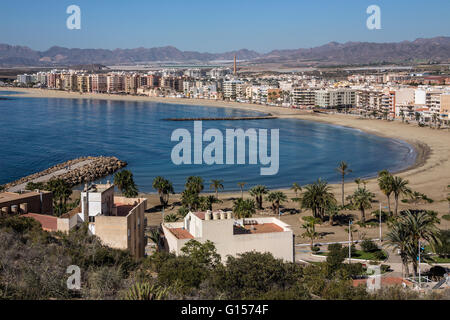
[
  {"xmin": 89, "ymin": 216, "xmax": 95, "ymax": 223},
  {"xmin": 128, "ymin": 229, "xmax": 131, "ymax": 238}
]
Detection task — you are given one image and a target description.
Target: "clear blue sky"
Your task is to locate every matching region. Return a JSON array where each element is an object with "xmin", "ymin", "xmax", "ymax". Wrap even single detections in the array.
[{"xmin": 0, "ymin": 0, "xmax": 448, "ymax": 53}]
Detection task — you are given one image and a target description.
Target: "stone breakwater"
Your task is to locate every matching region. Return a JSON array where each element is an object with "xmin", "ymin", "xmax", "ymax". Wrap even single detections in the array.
[{"xmin": 3, "ymin": 156, "xmax": 127, "ymax": 190}]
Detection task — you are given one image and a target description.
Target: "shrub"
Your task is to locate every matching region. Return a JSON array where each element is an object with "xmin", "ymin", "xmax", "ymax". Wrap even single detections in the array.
[
  {"xmin": 380, "ymin": 265, "xmax": 390, "ymax": 273},
  {"xmin": 442, "ymin": 215, "xmax": 450, "ymax": 221},
  {"xmin": 311, "ymin": 246, "xmax": 320, "ymax": 253},
  {"xmin": 373, "ymin": 250, "xmax": 386, "ymax": 261},
  {"xmin": 361, "ymin": 239, "xmax": 379, "ymax": 253}
]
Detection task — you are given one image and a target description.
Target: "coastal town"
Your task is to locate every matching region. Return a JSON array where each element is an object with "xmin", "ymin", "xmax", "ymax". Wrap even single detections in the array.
[
  {"xmin": 7, "ymin": 60, "xmax": 450, "ymax": 126},
  {"xmin": 1, "ymin": 0, "xmax": 450, "ymax": 307}
]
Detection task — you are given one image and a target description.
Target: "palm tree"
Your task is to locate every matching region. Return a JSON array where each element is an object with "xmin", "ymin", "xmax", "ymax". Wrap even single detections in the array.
[
  {"xmin": 347, "ymin": 187, "xmax": 375, "ymax": 223},
  {"xmin": 210, "ymin": 179, "xmax": 224, "ymax": 199},
  {"xmin": 114, "ymin": 170, "xmax": 138, "ymax": 198},
  {"xmin": 378, "ymin": 170, "xmax": 394, "ymax": 215},
  {"xmin": 291, "ymin": 182, "xmax": 302, "ymax": 198},
  {"xmin": 148, "ymin": 229, "xmax": 162, "ymax": 251},
  {"xmin": 390, "ymin": 176, "xmax": 411, "ymax": 216},
  {"xmin": 185, "ymin": 176, "xmax": 204, "ymax": 194},
  {"xmin": 249, "ymin": 185, "xmax": 269, "ymax": 210},
  {"xmin": 237, "ymin": 182, "xmax": 246, "ymax": 198},
  {"xmin": 302, "ymin": 220, "xmax": 319, "ymax": 249},
  {"xmin": 336, "ymin": 161, "xmax": 352, "ymax": 206},
  {"xmin": 233, "ymin": 198, "xmax": 256, "ymax": 219},
  {"xmin": 152, "ymin": 176, "xmax": 174, "ymax": 207},
  {"xmin": 200, "ymin": 195, "xmax": 221, "ymax": 211},
  {"xmin": 164, "ymin": 213, "xmax": 179, "ymax": 223},
  {"xmin": 301, "ymin": 179, "xmax": 337, "ymax": 220},
  {"xmin": 46, "ymin": 179, "xmax": 72, "ymax": 216},
  {"xmin": 265, "ymin": 191, "xmax": 287, "ymax": 215},
  {"xmin": 400, "ymin": 210, "xmax": 441, "ymax": 278},
  {"xmin": 326, "ymin": 203, "xmax": 340, "ymax": 226},
  {"xmin": 385, "ymin": 222, "xmax": 411, "ymax": 277}
]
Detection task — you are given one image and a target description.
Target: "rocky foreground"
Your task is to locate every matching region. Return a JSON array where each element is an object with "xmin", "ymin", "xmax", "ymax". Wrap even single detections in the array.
[{"xmin": 3, "ymin": 156, "xmax": 127, "ymax": 190}]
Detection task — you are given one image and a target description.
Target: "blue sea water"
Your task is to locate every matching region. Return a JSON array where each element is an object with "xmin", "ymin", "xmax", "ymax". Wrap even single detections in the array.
[{"xmin": 0, "ymin": 94, "xmax": 416, "ymax": 192}]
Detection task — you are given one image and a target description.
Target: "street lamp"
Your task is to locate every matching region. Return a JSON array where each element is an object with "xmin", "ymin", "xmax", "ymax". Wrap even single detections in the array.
[{"xmin": 348, "ymin": 219, "xmax": 352, "ymax": 263}]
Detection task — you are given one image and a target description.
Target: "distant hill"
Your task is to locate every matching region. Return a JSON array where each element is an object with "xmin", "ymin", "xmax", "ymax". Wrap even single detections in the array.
[{"xmin": 0, "ymin": 37, "xmax": 449, "ymax": 67}]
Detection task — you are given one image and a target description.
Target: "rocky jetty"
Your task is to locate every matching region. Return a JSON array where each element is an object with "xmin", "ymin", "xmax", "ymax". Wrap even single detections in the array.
[{"xmin": 3, "ymin": 156, "xmax": 127, "ymax": 190}]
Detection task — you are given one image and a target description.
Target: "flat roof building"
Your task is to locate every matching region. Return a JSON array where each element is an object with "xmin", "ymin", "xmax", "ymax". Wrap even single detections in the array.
[{"xmin": 162, "ymin": 210, "xmax": 294, "ymax": 262}]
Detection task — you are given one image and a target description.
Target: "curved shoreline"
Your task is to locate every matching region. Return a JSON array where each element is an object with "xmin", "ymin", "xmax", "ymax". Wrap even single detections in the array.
[{"xmin": 1, "ymin": 87, "xmax": 448, "ymax": 200}]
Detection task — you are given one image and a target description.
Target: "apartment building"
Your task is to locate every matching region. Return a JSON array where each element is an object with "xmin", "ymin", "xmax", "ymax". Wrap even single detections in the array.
[
  {"xmin": 91, "ymin": 74, "xmax": 107, "ymax": 93},
  {"xmin": 315, "ymin": 89, "xmax": 356, "ymax": 109},
  {"xmin": 223, "ymin": 80, "xmax": 244, "ymax": 100},
  {"xmin": 0, "ymin": 190, "xmax": 53, "ymax": 217},
  {"xmin": 163, "ymin": 210, "xmax": 294, "ymax": 262},
  {"xmin": 292, "ymin": 88, "xmax": 316, "ymax": 107}
]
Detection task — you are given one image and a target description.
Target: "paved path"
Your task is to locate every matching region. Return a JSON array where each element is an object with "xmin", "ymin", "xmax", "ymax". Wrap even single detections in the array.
[{"xmin": 8, "ymin": 160, "xmax": 94, "ymax": 192}]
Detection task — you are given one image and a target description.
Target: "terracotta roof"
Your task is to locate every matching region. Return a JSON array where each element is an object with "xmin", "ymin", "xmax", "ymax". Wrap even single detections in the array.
[
  {"xmin": 233, "ymin": 223, "xmax": 284, "ymax": 235},
  {"xmin": 169, "ymin": 228, "xmax": 194, "ymax": 240},
  {"xmin": 61, "ymin": 206, "xmax": 80, "ymax": 219},
  {"xmin": 22, "ymin": 213, "xmax": 57, "ymax": 231},
  {"xmin": 193, "ymin": 212, "xmax": 206, "ymax": 220}
]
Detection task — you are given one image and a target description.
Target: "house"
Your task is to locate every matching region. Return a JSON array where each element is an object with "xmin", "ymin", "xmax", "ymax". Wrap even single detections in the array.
[{"xmin": 162, "ymin": 210, "xmax": 294, "ymax": 262}]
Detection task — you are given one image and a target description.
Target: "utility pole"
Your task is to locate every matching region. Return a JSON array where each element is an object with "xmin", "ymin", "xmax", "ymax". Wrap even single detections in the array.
[
  {"xmin": 348, "ymin": 219, "xmax": 352, "ymax": 263},
  {"xmin": 379, "ymin": 202, "xmax": 382, "ymax": 243},
  {"xmin": 418, "ymin": 239, "xmax": 422, "ymax": 288}
]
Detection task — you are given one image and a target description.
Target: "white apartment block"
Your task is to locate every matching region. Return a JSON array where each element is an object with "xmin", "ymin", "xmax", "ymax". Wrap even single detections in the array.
[
  {"xmin": 315, "ymin": 89, "xmax": 356, "ymax": 109},
  {"xmin": 162, "ymin": 210, "xmax": 294, "ymax": 262}
]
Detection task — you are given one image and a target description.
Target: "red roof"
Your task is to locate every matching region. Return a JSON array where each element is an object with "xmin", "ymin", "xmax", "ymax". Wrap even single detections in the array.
[
  {"xmin": 169, "ymin": 228, "xmax": 194, "ymax": 239},
  {"xmin": 22, "ymin": 213, "xmax": 57, "ymax": 231}
]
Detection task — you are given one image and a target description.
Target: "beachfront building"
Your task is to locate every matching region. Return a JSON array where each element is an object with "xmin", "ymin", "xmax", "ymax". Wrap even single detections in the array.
[
  {"xmin": 292, "ymin": 88, "xmax": 316, "ymax": 108},
  {"xmin": 80, "ymin": 183, "xmax": 147, "ymax": 258},
  {"xmin": 162, "ymin": 210, "xmax": 294, "ymax": 262},
  {"xmin": 315, "ymin": 89, "xmax": 356, "ymax": 109},
  {"xmin": 223, "ymin": 80, "xmax": 244, "ymax": 100}
]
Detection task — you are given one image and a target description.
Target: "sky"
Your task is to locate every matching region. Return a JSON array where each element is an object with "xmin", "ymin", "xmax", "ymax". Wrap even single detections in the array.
[{"xmin": 0, "ymin": 0, "xmax": 449, "ymax": 53}]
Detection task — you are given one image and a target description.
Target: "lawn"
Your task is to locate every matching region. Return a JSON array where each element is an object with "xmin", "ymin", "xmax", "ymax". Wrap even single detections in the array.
[{"xmin": 316, "ymin": 250, "xmax": 387, "ymax": 261}]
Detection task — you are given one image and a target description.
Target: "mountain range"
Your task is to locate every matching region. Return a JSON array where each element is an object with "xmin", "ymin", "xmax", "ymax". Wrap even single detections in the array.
[{"xmin": 0, "ymin": 37, "xmax": 449, "ymax": 67}]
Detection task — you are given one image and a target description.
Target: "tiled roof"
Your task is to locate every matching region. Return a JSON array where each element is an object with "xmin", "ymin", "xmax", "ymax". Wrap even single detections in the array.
[
  {"xmin": 22, "ymin": 213, "xmax": 57, "ymax": 231},
  {"xmin": 169, "ymin": 228, "xmax": 194, "ymax": 240}
]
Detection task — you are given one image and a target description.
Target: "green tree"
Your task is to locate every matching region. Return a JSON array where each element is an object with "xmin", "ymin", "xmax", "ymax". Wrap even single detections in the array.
[
  {"xmin": 209, "ymin": 179, "xmax": 224, "ymax": 199},
  {"xmin": 249, "ymin": 185, "xmax": 269, "ymax": 210},
  {"xmin": 378, "ymin": 170, "xmax": 394, "ymax": 215},
  {"xmin": 199, "ymin": 195, "xmax": 221, "ymax": 211},
  {"xmin": 302, "ymin": 220, "xmax": 319, "ymax": 249},
  {"xmin": 180, "ymin": 240, "xmax": 221, "ymax": 268},
  {"xmin": 233, "ymin": 198, "xmax": 256, "ymax": 219},
  {"xmin": 385, "ymin": 222, "xmax": 412, "ymax": 277},
  {"xmin": 291, "ymin": 182, "xmax": 302, "ymax": 198},
  {"xmin": 390, "ymin": 176, "xmax": 411, "ymax": 216},
  {"xmin": 152, "ymin": 176, "xmax": 174, "ymax": 207},
  {"xmin": 336, "ymin": 161, "xmax": 352, "ymax": 206},
  {"xmin": 237, "ymin": 182, "xmax": 247, "ymax": 198},
  {"xmin": 114, "ymin": 170, "xmax": 138, "ymax": 198},
  {"xmin": 346, "ymin": 187, "xmax": 375, "ymax": 223},
  {"xmin": 185, "ymin": 176, "xmax": 204, "ymax": 194},
  {"xmin": 46, "ymin": 179, "xmax": 72, "ymax": 216},
  {"xmin": 265, "ymin": 191, "xmax": 287, "ymax": 215},
  {"xmin": 301, "ymin": 179, "xmax": 337, "ymax": 220}
]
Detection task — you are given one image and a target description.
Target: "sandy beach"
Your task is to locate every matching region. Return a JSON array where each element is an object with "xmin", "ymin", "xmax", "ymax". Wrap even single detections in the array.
[{"xmin": 2, "ymin": 87, "xmax": 449, "ymax": 242}]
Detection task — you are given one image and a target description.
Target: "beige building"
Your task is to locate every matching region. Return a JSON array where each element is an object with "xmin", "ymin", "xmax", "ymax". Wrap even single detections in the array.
[
  {"xmin": 80, "ymin": 183, "xmax": 147, "ymax": 258},
  {"xmin": 0, "ymin": 190, "xmax": 53, "ymax": 216},
  {"xmin": 163, "ymin": 210, "xmax": 294, "ymax": 262}
]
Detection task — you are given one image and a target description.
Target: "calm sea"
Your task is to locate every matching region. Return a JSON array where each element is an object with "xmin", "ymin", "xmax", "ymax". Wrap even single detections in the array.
[{"xmin": 0, "ymin": 93, "xmax": 416, "ymax": 192}]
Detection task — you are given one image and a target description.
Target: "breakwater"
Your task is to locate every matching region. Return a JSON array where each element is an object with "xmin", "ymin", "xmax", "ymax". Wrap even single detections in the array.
[
  {"xmin": 163, "ymin": 115, "xmax": 277, "ymax": 121},
  {"xmin": 3, "ymin": 156, "xmax": 127, "ymax": 191}
]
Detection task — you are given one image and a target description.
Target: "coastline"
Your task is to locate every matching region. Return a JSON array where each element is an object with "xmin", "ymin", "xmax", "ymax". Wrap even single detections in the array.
[{"xmin": 1, "ymin": 87, "xmax": 449, "ymax": 201}]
